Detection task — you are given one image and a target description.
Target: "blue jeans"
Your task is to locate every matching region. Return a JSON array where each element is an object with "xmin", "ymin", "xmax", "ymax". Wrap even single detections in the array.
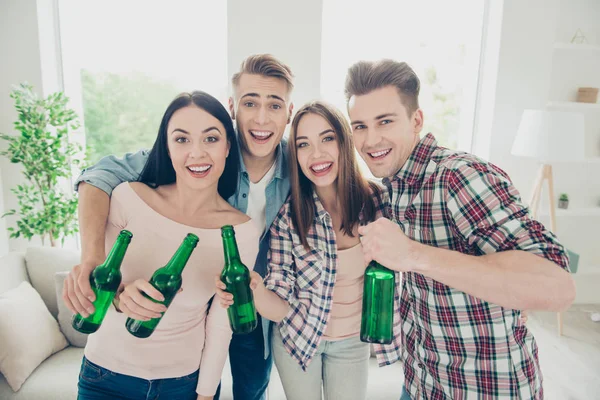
[
  {"xmin": 215, "ymin": 315, "xmax": 273, "ymax": 400},
  {"xmin": 77, "ymin": 357, "xmax": 198, "ymax": 399},
  {"xmin": 400, "ymin": 386, "xmax": 411, "ymax": 400}
]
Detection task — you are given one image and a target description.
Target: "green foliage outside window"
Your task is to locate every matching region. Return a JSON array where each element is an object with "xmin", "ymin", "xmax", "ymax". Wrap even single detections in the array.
[{"xmin": 81, "ymin": 70, "xmax": 179, "ymax": 164}]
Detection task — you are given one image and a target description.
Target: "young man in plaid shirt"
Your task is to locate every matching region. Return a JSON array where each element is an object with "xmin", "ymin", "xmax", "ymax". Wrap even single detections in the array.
[{"xmin": 346, "ymin": 60, "xmax": 576, "ymax": 400}]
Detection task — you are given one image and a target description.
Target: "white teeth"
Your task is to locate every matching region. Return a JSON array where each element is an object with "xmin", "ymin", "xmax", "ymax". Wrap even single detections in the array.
[
  {"xmin": 188, "ymin": 165, "xmax": 211, "ymax": 172},
  {"xmin": 369, "ymin": 149, "xmax": 391, "ymax": 158},
  {"xmin": 251, "ymin": 130, "xmax": 273, "ymax": 139},
  {"xmin": 311, "ymin": 163, "xmax": 332, "ymax": 172}
]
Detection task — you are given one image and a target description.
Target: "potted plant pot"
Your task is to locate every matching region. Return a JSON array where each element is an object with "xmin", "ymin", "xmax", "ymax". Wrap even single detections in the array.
[{"xmin": 558, "ymin": 193, "xmax": 569, "ymax": 209}]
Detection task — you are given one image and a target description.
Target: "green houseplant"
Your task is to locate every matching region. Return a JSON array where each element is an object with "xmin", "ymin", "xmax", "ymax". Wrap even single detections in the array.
[
  {"xmin": 0, "ymin": 83, "xmax": 82, "ymax": 246},
  {"xmin": 558, "ymin": 193, "xmax": 569, "ymax": 209}
]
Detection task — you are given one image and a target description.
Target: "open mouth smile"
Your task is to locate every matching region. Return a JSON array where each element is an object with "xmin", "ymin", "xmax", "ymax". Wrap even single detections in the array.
[
  {"xmin": 249, "ymin": 130, "xmax": 274, "ymax": 144},
  {"xmin": 186, "ymin": 164, "xmax": 212, "ymax": 178},
  {"xmin": 309, "ymin": 162, "xmax": 334, "ymax": 176},
  {"xmin": 367, "ymin": 148, "xmax": 391, "ymax": 160}
]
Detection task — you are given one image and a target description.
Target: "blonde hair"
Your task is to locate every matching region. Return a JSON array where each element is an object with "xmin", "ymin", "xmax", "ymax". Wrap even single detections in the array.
[
  {"xmin": 345, "ymin": 59, "xmax": 420, "ymax": 115},
  {"xmin": 231, "ymin": 54, "xmax": 294, "ymax": 94}
]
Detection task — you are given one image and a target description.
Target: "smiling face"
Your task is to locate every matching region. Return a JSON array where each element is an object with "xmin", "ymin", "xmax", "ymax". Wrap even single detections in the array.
[
  {"xmin": 230, "ymin": 73, "xmax": 293, "ymax": 162},
  {"xmin": 348, "ymin": 86, "xmax": 423, "ymax": 178},
  {"xmin": 167, "ymin": 105, "xmax": 230, "ymax": 190},
  {"xmin": 294, "ymin": 113, "xmax": 340, "ymax": 189}
]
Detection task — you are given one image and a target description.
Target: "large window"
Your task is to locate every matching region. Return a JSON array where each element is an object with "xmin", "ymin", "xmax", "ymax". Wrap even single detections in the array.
[
  {"xmin": 58, "ymin": 1, "xmax": 227, "ymax": 164},
  {"xmin": 321, "ymin": 0, "xmax": 485, "ymax": 152}
]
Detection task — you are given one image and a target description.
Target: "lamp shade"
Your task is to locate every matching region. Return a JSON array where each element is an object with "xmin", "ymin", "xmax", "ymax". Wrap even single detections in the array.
[{"xmin": 511, "ymin": 109, "xmax": 585, "ymax": 162}]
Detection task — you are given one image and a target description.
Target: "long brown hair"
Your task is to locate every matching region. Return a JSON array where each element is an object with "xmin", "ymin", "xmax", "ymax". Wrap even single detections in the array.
[{"xmin": 289, "ymin": 101, "xmax": 377, "ymax": 250}]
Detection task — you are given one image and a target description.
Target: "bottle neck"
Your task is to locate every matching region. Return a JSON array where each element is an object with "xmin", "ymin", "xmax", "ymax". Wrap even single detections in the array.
[
  {"xmin": 222, "ymin": 235, "xmax": 241, "ymax": 266},
  {"xmin": 369, "ymin": 261, "xmax": 391, "ymax": 272},
  {"xmin": 164, "ymin": 240, "xmax": 196, "ymax": 276},
  {"xmin": 102, "ymin": 234, "xmax": 131, "ymax": 272}
]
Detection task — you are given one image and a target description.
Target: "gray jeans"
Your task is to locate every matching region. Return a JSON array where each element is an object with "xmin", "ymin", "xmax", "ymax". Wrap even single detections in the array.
[{"xmin": 272, "ymin": 328, "xmax": 370, "ymax": 400}]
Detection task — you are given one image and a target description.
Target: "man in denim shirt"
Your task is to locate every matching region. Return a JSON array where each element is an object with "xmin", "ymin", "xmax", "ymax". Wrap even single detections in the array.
[{"xmin": 62, "ymin": 54, "xmax": 294, "ymax": 400}]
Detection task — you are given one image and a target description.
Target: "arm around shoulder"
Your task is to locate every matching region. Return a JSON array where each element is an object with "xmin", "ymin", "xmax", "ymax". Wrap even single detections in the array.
[{"xmin": 74, "ymin": 149, "xmax": 149, "ymax": 196}]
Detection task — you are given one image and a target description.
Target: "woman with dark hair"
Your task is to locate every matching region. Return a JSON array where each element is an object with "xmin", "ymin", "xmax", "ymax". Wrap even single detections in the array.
[
  {"xmin": 216, "ymin": 101, "xmax": 402, "ymax": 400},
  {"xmin": 77, "ymin": 91, "xmax": 261, "ymax": 400}
]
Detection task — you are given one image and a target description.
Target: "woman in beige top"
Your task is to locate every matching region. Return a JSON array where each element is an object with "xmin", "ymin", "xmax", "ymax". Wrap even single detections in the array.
[{"xmin": 73, "ymin": 91, "xmax": 260, "ymax": 400}]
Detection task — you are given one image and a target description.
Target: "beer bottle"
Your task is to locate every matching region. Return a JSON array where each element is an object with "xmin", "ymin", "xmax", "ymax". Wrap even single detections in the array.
[
  {"xmin": 360, "ymin": 261, "xmax": 395, "ymax": 344},
  {"xmin": 220, "ymin": 225, "xmax": 257, "ymax": 334},
  {"xmin": 126, "ymin": 233, "xmax": 199, "ymax": 338},
  {"xmin": 72, "ymin": 230, "xmax": 133, "ymax": 334}
]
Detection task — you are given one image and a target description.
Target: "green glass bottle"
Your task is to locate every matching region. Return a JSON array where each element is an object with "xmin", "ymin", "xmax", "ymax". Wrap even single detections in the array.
[
  {"xmin": 125, "ymin": 233, "xmax": 199, "ymax": 338},
  {"xmin": 220, "ymin": 225, "xmax": 257, "ymax": 334},
  {"xmin": 360, "ymin": 261, "xmax": 395, "ymax": 344},
  {"xmin": 72, "ymin": 230, "xmax": 133, "ymax": 334}
]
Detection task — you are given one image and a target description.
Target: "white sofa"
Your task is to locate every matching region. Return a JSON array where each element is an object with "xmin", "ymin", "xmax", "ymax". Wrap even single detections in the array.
[{"xmin": 0, "ymin": 247, "xmax": 85, "ymax": 400}]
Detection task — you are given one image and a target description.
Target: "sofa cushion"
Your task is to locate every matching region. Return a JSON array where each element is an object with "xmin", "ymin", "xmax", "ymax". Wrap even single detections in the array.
[
  {"xmin": 0, "ymin": 252, "xmax": 29, "ymax": 295},
  {"xmin": 0, "ymin": 282, "xmax": 68, "ymax": 392},
  {"xmin": 25, "ymin": 247, "xmax": 79, "ymax": 320},
  {"xmin": 0, "ymin": 347, "xmax": 83, "ymax": 400},
  {"xmin": 54, "ymin": 271, "xmax": 89, "ymax": 348}
]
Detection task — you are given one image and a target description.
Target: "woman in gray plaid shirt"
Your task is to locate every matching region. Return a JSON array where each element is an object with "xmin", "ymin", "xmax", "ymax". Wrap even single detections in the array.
[{"xmin": 217, "ymin": 101, "xmax": 402, "ymax": 400}]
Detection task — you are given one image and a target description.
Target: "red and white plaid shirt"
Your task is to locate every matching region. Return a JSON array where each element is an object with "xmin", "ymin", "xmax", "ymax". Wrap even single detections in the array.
[
  {"xmin": 265, "ymin": 187, "xmax": 403, "ymax": 370},
  {"xmin": 384, "ymin": 134, "xmax": 569, "ymax": 399}
]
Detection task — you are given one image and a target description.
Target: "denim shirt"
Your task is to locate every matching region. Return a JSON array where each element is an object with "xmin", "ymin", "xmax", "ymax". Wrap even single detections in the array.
[
  {"xmin": 227, "ymin": 139, "xmax": 290, "ymax": 278},
  {"xmin": 74, "ymin": 139, "xmax": 291, "ymax": 358}
]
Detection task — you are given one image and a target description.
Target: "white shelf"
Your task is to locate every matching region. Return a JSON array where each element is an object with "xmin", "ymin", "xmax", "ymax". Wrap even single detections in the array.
[
  {"xmin": 552, "ymin": 157, "xmax": 600, "ymax": 164},
  {"xmin": 540, "ymin": 207, "xmax": 600, "ymax": 218},
  {"xmin": 555, "ymin": 207, "xmax": 600, "ymax": 217},
  {"xmin": 547, "ymin": 101, "xmax": 600, "ymax": 111},
  {"xmin": 554, "ymin": 43, "xmax": 600, "ymax": 53},
  {"xmin": 575, "ymin": 268, "xmax": 600, "ymax": 276}
]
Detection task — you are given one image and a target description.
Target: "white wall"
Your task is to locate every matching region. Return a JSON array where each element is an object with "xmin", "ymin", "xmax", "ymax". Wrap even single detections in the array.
[
  {"xmin": 554, "ymin": 0, "xmax": 599, "ymax": 45},
  {"xmin": 550, "ymin": 0, "xmax": 600, "ymax": 304},
  {"xmin": 0, "ymin": 0, "xmax": 46, "ymax": 255},
  {"xmin": 480, "ymin": 0, "xmax": 600, "ymax": 204},
  {"xmin": 227, "ymin": 0, "xmax": 323, "ymax": 120},
  {"xmin": 483, "ymin": 0, "xmax": 560, "ymax": 197},
  {"xmin": 0, "ymin": 0, "xmax": 67, "ymax": 254},
  {"xmin": 549, "ymin": 0, "xmax": 600, "ymax": 210},
  {"xmin": 479, "ymin": 0, "xmax": 600, "ymax": 303}
]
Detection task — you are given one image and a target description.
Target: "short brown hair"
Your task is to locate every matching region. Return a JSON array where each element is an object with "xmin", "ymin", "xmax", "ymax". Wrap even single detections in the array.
[
  {"xmin": 288, "ymin": 101, "xmax": 377, "ymax": 250},
  {"xmin": 344, "ymin": 59, "xmax": 420, "ymax": 115},
  {"xmin": 231, "ymin": 54, "xmax": 294, "ymax": 95}
]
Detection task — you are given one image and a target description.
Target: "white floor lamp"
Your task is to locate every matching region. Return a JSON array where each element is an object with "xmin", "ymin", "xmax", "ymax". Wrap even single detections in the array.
[{"xmin": 511, "ymin": 109, "xmax": 585, "ymax": 336}]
